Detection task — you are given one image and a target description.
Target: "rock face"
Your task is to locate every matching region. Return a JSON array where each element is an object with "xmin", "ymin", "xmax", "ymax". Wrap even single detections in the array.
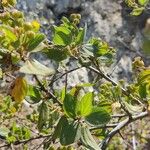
[{"xmin": 16, "ymin": 0, "xmax": 150, "ymax": 86}]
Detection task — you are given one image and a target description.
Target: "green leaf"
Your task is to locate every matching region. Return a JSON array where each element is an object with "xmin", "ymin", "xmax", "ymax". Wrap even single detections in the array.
[
  {"xmin": 52, "ymin": 26, "xmax": 72, "ymax": 46},
  {"xmin": 60, "ymin": 87, "xmax": 66, "ymax": 102},
  {"xmin": 139, "ymin": 83, "xmax": 147, "ymax": 99},
  {"xmin": 0, "ymin": 25, "xmax": 17, "ymax": 42},
  {"xmin": 52, "ymin": 116, "xmax": 68, "ymax": 141},
  {"xmin": 138, "ymin": 69, "xmax": 150, "ymax": 84},
  {"xmin": 82, "ymin": 38, "xmax": 114, "ymax": 62},
  {"xmin": 76, "ymin": 92, "xmax": 93, "ymax": 117},
  {"xmin": 45, "ymin": 48, "xmax": 68, "ymax": 62},
  {"xmin": 130, "ymin": 7, "xmax": 144, "ymax": 16},
  {"xmin": 63, "ymin": 94, "xmax": 77, "ymax": 119},
  {"xmin": 138, "ymin": 0, "xmax": 149, "ymax": 5},
  {"xmin": 69, "ymin": 86, "xmax": 82, "ymax": 97},
  {"xmin": 27, "ymin": 33, "xmax": 45, "ymax": 51},
  {"xmin": 26, "ymin": 85, "xmax": 41, "ymax": 104},
  {"xmin": 22, "ymin": 127, "xmax": 31, "ymax": 139},
  {"xmin": 20, "ymin": 59, "xmax": 55, "ymax": 76},
  {"xmin": 80, "ymin": 125, "xmax": 100, "ymax": 150},
  {"xmin": 29, "ymin": 42, "xmax": 47, "ymax": 53},
  {"xmin": 77, "ymin": 82, "xmax": 94, "ymax": 87},
  {"xmin": 75, "ymin": 28, "xmax": 85, "ymax": 45},
  {"xmin": 6, "ymin": 136, "xmax": 16, "ymax": 144},
  {"xmin": 60, "ymin": 121, "xmax": 81, "ymax": 146},
  {"xmin": 38, "ymin": 102, "xmax": 49, "ymax": 131},
  {"xmin": 61, "ymin": 17, "xmax": 71, "ymax": 27},
  {"xmin": 85, "ymin": 107, "xmax": 111, "ymax": 125}
]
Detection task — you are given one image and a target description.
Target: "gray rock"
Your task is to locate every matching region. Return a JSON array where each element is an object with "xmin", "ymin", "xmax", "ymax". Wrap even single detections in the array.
[{"xmin": 16, "ymin": 0, "xmax": 150, "ymax": 87}]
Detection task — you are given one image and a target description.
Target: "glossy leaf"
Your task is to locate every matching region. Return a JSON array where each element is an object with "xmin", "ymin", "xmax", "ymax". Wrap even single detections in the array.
[
  {"xmin": 139, "ymin": 83, "xmax": 147, "ymax": 99},
  {"xmin": 30, "ymin": 42, "xmax": 47, "ymax": 53},
  {"xmin": 45, "ymin": 48, "xmax": 68, "ymax": 62},
  {"xmin": 130, "ymin": 7, "xmax": 144, "ymax": 16},
  {"xmin": 76, "ymin": 92, "xmax": 93, "ymax": 117},
  {"xmin": 63, "ymin": 94, "xmax": 77, "ymax": 119},
  {"xmin": 38, "ymin": 102, "xmax": 49, "ymax": 131},
  {"xmin": 77, "ymin": 82, "xmax": 94, "ymax": 87},
  {"xmin": 27, "ymin": 33, "xmax": 45, "ymax": 51},
  {"xmin": 0, "ymin": 25, "xmax": 17, "ymax": 42},
  {"xmin": 52, "ymin": 116, "xmax": 68, "ymax": 141},
  {"xmin": 138, "ymin": 0, "xmax": 149, "ymax": 5},
  {"xmin": 75, "ymin": 27, "xmax": 85, "ymax": 45},
  {"xmin": 60, "ymin": 87, "xmax": 66, "ymax": 102},
  {"xmin": 60, "ymin": 121, "xmax": 81, "ymax": 145},
  {"xmin": 52, "ymin": 26, "xmax": 72, "ymax": 46},
  {"xmin": 138, "ymin": 69, "xmax": 150, "ymax": 84},
  {"xmin": 26, "ymin": 85, "xmax": 41, "ymax": 104},
  {"xmin": 69, "ymin": 86, "xmax": 81, "ymax": 97},
  {"xmin": 85, "ymin": 107, "xmax": 111, "ymax": 125},
  {"xmin": 20, "ymin": 59, "xmax": 55, "ymax": 76}
]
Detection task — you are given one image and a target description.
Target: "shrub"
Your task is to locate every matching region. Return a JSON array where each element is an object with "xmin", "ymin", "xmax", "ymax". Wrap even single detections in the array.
[{"xmin": 0, "ymin": 0, "xmax": 150, "ymax": 149}]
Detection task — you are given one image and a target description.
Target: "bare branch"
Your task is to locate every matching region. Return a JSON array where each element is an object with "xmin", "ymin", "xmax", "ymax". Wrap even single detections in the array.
[
  {"xmin": 0, "ymin": 134, "xmax": 51, "ymax": 149},
  {"xmin": 111, "ymin": 114, "xmax": 127, "ymax": 118},
  {"xmin": 49, "ymin": 67, "xmax": 82, "ymax": 85},
  {"xmin": 100, "ymin": 111, "xmax": 148, "ymax": 150},
  {"xmin": 90, "ymin": 123, "xmax": 118, "ymax": 131},
  {"xmin": 34, "ymin": 75, "xmax": 62, "ymax": 106}
]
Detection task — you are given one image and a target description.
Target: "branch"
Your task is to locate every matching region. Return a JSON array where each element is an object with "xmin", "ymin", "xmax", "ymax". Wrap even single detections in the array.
[
  {"xmin": 118, "ymin": 131, "xmax": 133, "ymax": 149},
  {"xmin": 111, "ymin": 114, "xmax": 127, "ymax": 118},
  {"xmin": 34, "ymin": 75, "xmax": 62, "ymax": 106},
  {"xmin": 0, "ymin": 134, "xmax": 51, "ymax": 148},
  {"xmin": 90, "ymin": 123, "xmax": 118, "ymax": 131},
  {"xmin": 49, "ymin": 67, "xmax": 82, "ymax": 85},
  {"xmin": 100, "ymin": 111, "xmax": 148, "ymax": 150},
  {"xmin": 88, "ymin": 66, "xmax": 143, "ymax": 105}
]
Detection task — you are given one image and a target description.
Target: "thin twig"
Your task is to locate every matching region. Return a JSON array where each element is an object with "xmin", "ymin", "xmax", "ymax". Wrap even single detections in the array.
[
  {"xmin": 5, "ymin": 73, "xmax": 16, "ymax": 79},
  {"xmin": 0, "ymin": 134, "xmax": 51, "ymax": 148},
  {"xmin": 49, "ymin": 67, "xmax": 82, "ymax": 86},
  {"xmin": 90, "ymin": 124, "xmax": 118, "ymax": 131},
  {"xmin": 131, "ymin": 123, "xmax": 137, "ymax": 150},
  {"xmin": 65, "ymin": 69, "xmax": 68, "ymax": 95},
  {"xmin": 118, "ymin": 131, "xmax": 133, "ymax": 149},
  {"xmin": 31, "ymin": 137, "xmax": 48, "ymax": 150},
  {"xmin": 100, "ymin": 111, "xmax": 148, "ymax": 150},
  {"xmin": 111, "ymin": 114, "xmax": 127, "ymax": 118},
  {"xmin": 34, "ymin": 75, "xmax": 62, "ymax": 106}
]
